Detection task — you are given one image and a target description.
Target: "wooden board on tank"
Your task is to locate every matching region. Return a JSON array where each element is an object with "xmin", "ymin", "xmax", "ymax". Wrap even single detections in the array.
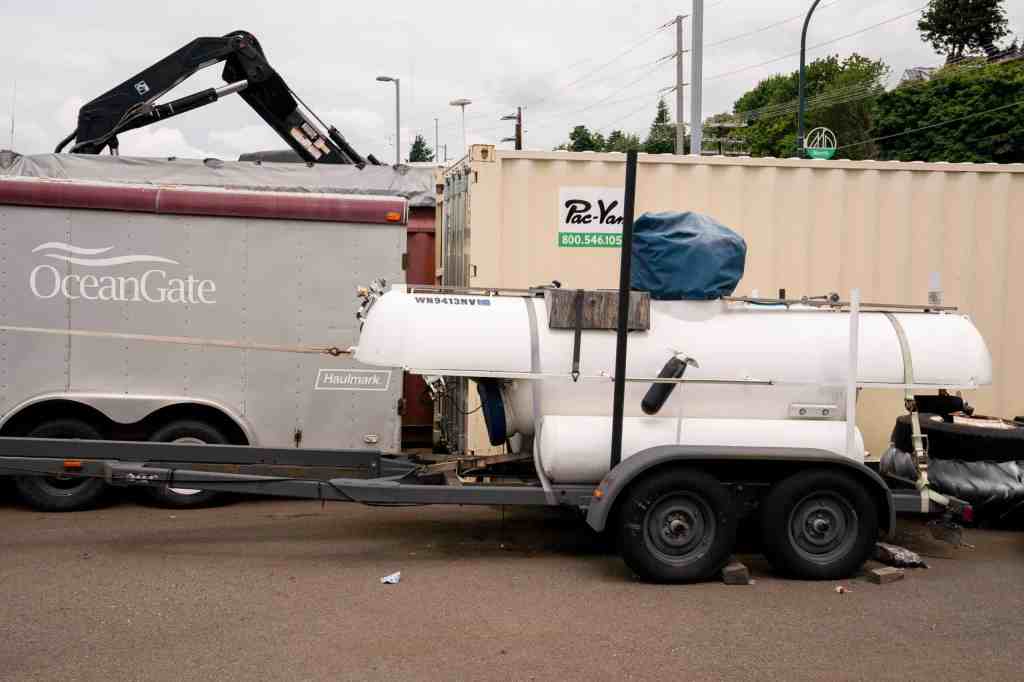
[{"xmin": 544, "ymin": 289, "xmax": 650, "ymax": 331}]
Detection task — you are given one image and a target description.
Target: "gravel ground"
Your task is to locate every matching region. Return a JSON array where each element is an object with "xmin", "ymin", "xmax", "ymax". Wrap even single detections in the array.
[{"xmin": 1, "ymin": 487, "xmax": 1022, "ymax": 681}]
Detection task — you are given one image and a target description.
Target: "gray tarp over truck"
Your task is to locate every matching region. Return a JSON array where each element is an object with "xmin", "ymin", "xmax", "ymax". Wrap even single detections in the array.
[{"xmin": 0, "ymin": 151, "xmax": 417, "ymax": 510}]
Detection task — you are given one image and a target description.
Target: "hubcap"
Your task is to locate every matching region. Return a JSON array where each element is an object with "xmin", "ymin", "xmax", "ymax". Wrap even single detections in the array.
[
  {"xmin": 644, "ymin": 492, "xmax": 716, "ymax": 567},
  {"xmin": 167, "ymin": 437, "xmax": 206, "ymax": 496},
  {"xmin": 788, "ymin": 492, "xmax": 859, "ymax": 565}
]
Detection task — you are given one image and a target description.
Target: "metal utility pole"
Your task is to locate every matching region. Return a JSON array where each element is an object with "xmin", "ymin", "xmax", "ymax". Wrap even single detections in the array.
[
  {"xmin": 675, "ymin": 15, "xmax": 686, "ymax": 155},
  {"xmin": 690, "ymin": 0, "xmax": 704, "ymax": 155},
  {"xmin": 450, "ymin": 98, "xmax": 472, "ymax": 156},
  {"xmin": 515, "ymin": 106, "xmax": 522, "ymax": 150},
  {"xmin": 797, "ymin": 0, "xmax": 823, "ymax": 157},
  {"xmin": 434, "ymin": 117, "xmax": 439, "ymax": 162},
  {"xmin": 376, "ymin": 76, "xmax": 401, "ymax": 164}
]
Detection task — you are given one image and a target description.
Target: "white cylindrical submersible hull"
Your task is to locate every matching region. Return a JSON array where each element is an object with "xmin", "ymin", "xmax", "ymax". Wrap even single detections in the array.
[
  {"xmin": 356, "ymin": 288, "xmax": 992, "ymax": 482},
  {"xmin": 537, "ymin": 416, "xmax": 864, "ymax": 484}
]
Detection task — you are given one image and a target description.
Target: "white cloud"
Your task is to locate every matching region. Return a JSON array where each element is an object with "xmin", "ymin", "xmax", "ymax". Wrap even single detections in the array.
[
  {"xmin": 0, "ymin": 114, "xmax": 49, "ymax": 154},
  {"xmin": 113, "ymin": 125, "xmax": 218, "ymax": 160},
  {"xmin": 57, "ymin": 96, "xmax": 86, "ymax": 132},
  {"xmin": 2, "ymin": 0, "xmax": 1022, "ymax": 158},
  {"xmin": 322, "ymin": 108, "xmax": 386, "ymax": 135},
  {"xmin": 208, "ymin": 125, "xmax": 283, "ymax": 155}
]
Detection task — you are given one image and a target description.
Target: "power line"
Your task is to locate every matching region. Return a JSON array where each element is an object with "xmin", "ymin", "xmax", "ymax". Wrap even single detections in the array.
[
  {"xmin": 705, "ymin": 0, "xmax": 842, "ymax": 50},
  {"xmin": 736, "ymin": 79, "xmax": 885, "ymax": 122},
  {"xmin": 467, "ymin": 61, "xmax": 673, "ymax": 139},
  {"xmin": 835, "ymin": 99, "xmax": 1024, "ymax": 150},
  {"xmin": 429, "ymin": 21, "xmax": 673, "ymax": 134},
  {"xmin": 704, "ymin": 5, "xmax": 926, "ymax": 83},
  {"xmin": 595, "ymin": 94, "xmax": 663, "ymax": 134},
  {"xmin": 538, "ymin": 24, "xmax": 672, "ymax": 102},
  {"xmin": 734, "ymin": 42, "xmax": 1009, "ymax": 126}
]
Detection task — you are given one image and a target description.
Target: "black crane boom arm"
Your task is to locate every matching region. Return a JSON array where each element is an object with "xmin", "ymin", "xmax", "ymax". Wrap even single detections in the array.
[{"xmin": 57, "ymin": 31, "xmax": 380, "ymax": 165}]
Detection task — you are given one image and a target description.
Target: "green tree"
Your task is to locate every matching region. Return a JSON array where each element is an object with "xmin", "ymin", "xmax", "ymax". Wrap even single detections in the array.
[
  {"xmin": 556, "ymin": 125, "xmax": 606, "ymax": 151},
  {"xmin": 643, "ymin": 98, "xmax": 676, "ymax": 154},
  {"xmin": 408, "ymin": 134, "xmax": 434, "ymax": 162},
  {"xmin": 731, "ymin": 54, "xmax": 888, "ymax": 159},
  {"xmin": 605, "ymin": 129, "xmax": 642, "ymax": 152},
  {"xmin": 873, "ymin": 60, "xmax": 1024, "ymax": 163},
  {"xmin": 918, "ymin": 0, "xmax": 1009, "ymax": 62}
]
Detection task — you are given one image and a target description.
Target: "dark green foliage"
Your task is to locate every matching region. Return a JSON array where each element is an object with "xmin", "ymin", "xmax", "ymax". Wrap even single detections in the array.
[
  {"xmin": 555, "ymin": 125, "xmax": 640, "ymax": 152},
  {"xmin": 918, "ymin": 0, "xmax": 1009, "ymax": 62},
  {"xmin": 731, "ymin": 54, "xmax": 888, "ymax": 159},
  {"xmin": 643, "ymin": 98, "xmax": 676, "ymax": 154},
  {"xmin": 872, "ymin": 60, "xmax": 1024, "ymax": 163},
  {"xmin": 408, "ymin": 134, "xmax": 434, "ymax": 162},
  {"xmin": 555, "ymin": 125, "xmax": 605, "ymax": 151},
  {"xmin": 605, "ymin": 129, "xmax": 642, "ymax": 152}
]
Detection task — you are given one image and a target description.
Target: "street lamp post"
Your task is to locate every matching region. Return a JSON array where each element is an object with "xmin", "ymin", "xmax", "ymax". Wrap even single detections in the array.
[
  {"xmin": 376, "ymin": 76, "xmax": 400, "ymax": 165},
  {"xmin": 797, "ymin": 0, "xmax": 823, "ymax": 157},
  {"xmin": 450, "ymin": 98, "xmax": 472, "ymax": 156}
]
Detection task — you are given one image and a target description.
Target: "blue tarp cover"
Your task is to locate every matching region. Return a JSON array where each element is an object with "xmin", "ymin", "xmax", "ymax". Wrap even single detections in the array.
[{"xmin": 631, "ymin": 211, "xmax": 746, "ymax": 300}]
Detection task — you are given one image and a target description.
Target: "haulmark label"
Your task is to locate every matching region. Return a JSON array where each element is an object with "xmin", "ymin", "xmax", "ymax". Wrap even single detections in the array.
[{"xmin": 315, "ymin": 369, "xmax": 392, "ymax": 391}]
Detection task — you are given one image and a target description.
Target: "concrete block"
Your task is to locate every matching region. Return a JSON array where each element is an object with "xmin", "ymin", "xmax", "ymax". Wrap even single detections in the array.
[
  {"xmin": 722, "ymin": 561, "xmax": 751, "ymax": 585},
  {"xmin": 868, "ymin": 566, "xmax": 906, "ymax": 585}
]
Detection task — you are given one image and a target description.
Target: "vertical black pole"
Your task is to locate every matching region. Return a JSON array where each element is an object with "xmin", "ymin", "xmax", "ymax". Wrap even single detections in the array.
[
  {"xmin": 610, "ymin": 150, "xmax": 638, "ymax": 470},
  {"xmin": 797, "ymin": 0, "xmax": 822, "ymax": 158}
]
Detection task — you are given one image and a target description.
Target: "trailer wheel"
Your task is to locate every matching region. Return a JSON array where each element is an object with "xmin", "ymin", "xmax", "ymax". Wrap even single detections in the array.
[
  {"xmin": 616, "ymin": 468, "xmax": 737, "ymax": 583},
  {"xmin": 142, "ymin": 420, "xmax": 229, "ymax": 509},
  {"xmin": 13, "ymin": 419, "xmax": 109, "ymax": 512},
  {"xmin": 759, "ymin": 469, "xmax": 878, "ymax": 580}
]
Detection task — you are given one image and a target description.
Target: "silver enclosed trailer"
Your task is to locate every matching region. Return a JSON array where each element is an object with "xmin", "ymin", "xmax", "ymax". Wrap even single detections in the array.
[{"xmin": 0, "ymin": 153, "xmax": 412, "ymax": 510}]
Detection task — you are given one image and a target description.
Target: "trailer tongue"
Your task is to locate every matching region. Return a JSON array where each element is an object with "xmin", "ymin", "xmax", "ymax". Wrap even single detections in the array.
[{"xmin": 0, "ymin": 437, "xmax": 590, "ymax": 507}]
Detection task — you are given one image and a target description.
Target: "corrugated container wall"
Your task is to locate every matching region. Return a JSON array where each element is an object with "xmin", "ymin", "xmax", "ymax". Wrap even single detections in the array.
[{"xmin": 442, "ymin": 146, "xmax": 1024, "ymax": 458}]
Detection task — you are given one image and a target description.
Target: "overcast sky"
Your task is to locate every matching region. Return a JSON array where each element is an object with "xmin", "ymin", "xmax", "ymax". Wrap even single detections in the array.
[{"xmin": 2, "ymin": 0, "xmax": 1021, "ymax": 161}]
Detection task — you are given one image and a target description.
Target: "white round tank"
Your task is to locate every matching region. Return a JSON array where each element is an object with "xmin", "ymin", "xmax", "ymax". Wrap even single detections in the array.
[{"xmin": 355, "ymin": 288, "xmax": 992, "ymax": 481}]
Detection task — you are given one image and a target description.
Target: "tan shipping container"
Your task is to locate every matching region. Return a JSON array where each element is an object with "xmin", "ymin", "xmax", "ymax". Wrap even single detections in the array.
[{"xmin": 439, "ymin": 146, "xmax": 1024, "ymax": 458}]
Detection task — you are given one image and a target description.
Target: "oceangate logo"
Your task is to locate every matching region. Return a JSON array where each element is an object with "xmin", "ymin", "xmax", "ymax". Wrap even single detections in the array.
[{"xmin": 29, "ymin": 242, "xmax": 217, "ymax": 304}]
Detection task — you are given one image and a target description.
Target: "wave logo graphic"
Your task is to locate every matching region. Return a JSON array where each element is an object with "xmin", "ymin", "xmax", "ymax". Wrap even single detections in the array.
[
  {"xmin": 29, "ymin": 242, "xmax": 216, "ymax": 305},
  {"xmin": 32, "ymin": 242, "xmax": 180, "ymax": 267}
]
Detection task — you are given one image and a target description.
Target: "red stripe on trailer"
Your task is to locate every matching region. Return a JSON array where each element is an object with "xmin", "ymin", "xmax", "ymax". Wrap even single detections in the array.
[
  {"xmin": 0, "ymin": 177, "xmax": 158, "ymax": 212},
  {"xmin": 0, "ymin": 177, "xmax": 408, "ymax": 225}
]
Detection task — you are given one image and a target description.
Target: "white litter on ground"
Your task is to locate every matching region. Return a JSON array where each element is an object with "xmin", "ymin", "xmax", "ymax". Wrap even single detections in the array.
[{"xmin": 380, "ymin": 571, "xmax": 401, "ymax": 585}]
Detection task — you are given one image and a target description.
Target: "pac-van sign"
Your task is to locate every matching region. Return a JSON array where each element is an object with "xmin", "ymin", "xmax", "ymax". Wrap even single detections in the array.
[
  {"xmin": 315, "ymin": 369, "xmax": 392, "ymax": 391},
  {"xmin": 557, "ymin": 186, "xmax": 624, "ymax": 248}
]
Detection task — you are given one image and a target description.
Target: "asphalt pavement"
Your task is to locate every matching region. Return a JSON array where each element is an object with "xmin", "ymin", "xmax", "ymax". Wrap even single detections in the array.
[{"xmin": 1, "ymin": 486, "xmax": 1022, "ymax": 681}]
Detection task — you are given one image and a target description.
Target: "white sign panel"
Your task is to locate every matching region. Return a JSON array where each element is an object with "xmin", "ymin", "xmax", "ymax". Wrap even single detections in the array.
[
  {"xmin": 315, "ymin": 369, "xmax": 392, "ymax": 391},
  {"xmin": 557, "ymin": 186, "xmax": 624, "ymax": 248}
]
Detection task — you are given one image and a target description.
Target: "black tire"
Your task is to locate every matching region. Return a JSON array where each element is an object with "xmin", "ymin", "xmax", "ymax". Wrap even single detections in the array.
[
  {"xmin": 142, "ymin": 420, "xmax": 229, "ymax": 509},
  {"xmin": 13, "ymin": 419, "xmax": 109, "ymax": 512},
  {"xmin": 891, "ymin": 414, "xmax": 1024, "ymax": 462},
  {"xmin": 760, "ymin": 469, "xmax": 878, "ymax": 580},
  {"xmin": 615, "ymin": 467, "xmax": 737, "ymax": 583}
]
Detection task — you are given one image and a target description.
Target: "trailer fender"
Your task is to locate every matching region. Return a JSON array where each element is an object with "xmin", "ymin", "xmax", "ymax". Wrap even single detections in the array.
[{"xmin": 585, "ymin": 445, "xmax": 894, "ymax": 535}]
